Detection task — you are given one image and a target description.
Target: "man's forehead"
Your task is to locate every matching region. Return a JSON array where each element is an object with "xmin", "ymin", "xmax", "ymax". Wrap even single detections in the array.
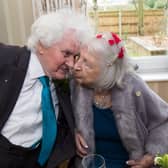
[
  {"xmin": 61, "ymin": 29, "xmax": 78, "ymax": 41},
  {"xmin": 61, "ymin": 36, "xmax": 80, "ymax": 49},
  {"xmin": 64, "ymin": 28, "xmax": 76, "ymax": 35}
]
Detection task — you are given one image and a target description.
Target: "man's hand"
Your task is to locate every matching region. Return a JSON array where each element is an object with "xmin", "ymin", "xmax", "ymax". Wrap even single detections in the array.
[
  {"xmin": 75, "ymin": 132, "xmax": 89, "ymax": 157},
  {"xmin": 126, "ymin": 154, "xmax": 154, "ymax": 168}
]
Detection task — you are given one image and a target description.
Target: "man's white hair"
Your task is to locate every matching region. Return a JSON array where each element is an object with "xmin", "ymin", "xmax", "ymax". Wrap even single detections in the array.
[{"xmin": 27, "ymin": 9, "xmax": 94, "ymax": 52}]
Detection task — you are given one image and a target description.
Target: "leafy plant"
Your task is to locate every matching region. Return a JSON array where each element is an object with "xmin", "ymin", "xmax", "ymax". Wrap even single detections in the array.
[
  {"xmin": 145, "ymin": 0, "xmax": 155, "ymax": 8},
  {"xmin": 154, "ymin": 0, "xmax": 167, "ymax": 9},
  {"xmin": 145, "ymin": 0, "xmax": 167, "ymax": 9},
  {"xmin": 154, "ymin": 154, "xmax": 168, "ymax": 168}
]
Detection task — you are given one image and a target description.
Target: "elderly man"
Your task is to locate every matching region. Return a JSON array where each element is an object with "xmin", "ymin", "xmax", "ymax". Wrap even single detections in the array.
[{"xmin": 0, "ymin": 9, "xmax": 93, "ymax": 168}]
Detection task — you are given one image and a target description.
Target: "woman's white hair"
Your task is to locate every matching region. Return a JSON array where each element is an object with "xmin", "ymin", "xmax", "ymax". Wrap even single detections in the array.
[
  {"xmin": 27, "ymin": 9, "xmax": 94, "ymax": 52},
  {"xmin": 86, "ymin": 32, "xmax": 135, "ymax": 89}
]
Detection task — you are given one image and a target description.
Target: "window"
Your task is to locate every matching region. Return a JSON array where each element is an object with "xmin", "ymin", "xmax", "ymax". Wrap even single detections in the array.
[{"xmin": 87, "ymin": 0, "xmax": 168, "ymax": 80}]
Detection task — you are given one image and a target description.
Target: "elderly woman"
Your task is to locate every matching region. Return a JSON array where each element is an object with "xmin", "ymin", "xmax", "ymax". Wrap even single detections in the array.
[{"xmin": 70, "ymin": 32, "xmax": 168, "ymax": 168}]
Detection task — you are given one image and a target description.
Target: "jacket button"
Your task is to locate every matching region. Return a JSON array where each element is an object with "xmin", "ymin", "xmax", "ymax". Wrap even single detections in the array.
[{"xmin": 135, "ymin": 91, "xmax": 141, "ymax": 97}]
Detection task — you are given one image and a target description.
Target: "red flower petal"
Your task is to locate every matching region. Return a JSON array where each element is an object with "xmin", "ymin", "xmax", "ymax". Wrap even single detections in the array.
[
  {"xmin": 108, "ymin": 39, "xmax": 115, "ymax": 46},
  {"xmin": 96, "ymin": 34, "xmax": 102, "ymax": 38},
  {"xmin": 111, "ymin": 32, "xmax": 121, "ymax": 44},
  {"xmin": 118, "ymin": 47, "xmax": 124, "ymax": 59}
]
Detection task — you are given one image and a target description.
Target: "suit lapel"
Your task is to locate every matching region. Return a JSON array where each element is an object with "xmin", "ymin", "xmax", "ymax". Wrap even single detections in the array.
[
  {"xmin": 0, "ymin": 49, "xmax": 30, "ymax": 130},
  {"xmin": 56, "ymin": 85, "xmax": 74, "ymax": 134}
]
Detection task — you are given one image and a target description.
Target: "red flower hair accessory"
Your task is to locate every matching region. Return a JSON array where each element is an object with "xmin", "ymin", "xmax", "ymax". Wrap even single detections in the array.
[
  {"xmin": 111, "ymin": 32, "xmax": 124, "ymax": 59},
  {"xmin": 96, "ymin": 34, "xmax": 102, "ymax": 39},
  {"xmin": 108, "ymin": 39, "xmax": 115, "ymax": 46},
  {"xmin": 111, "ymin": 32, "xmax": 121, "ymax": 44},
  {"xmin": 118, "ymin": 47, "xmax": 124, "ymax": 59},
  {"xmin": 96, "ymin": 32, "xmax": 124, "ymax": 59},
  {"xmin": 108, "ymin": 33, "xmax": 122, "ymax": 47}
]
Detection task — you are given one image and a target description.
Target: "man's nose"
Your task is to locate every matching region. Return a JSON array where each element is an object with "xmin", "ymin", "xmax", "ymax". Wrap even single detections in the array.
[{"xmin": 65, "ymin": 56, "xmax": 74, "ymax": 68}]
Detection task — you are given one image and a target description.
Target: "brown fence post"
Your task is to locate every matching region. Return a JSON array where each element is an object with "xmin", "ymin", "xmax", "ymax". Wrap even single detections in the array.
[{"xmin": 138, "ymin": 0, "xmax": 144, "ymax": 35}]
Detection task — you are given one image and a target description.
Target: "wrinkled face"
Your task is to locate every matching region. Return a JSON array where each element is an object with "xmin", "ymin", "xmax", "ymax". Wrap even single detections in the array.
[
  {"xmin": 37, "ymin": 32, "xmax": 80, "ymax": 79},
  {"xmin": 73, "ymin": 46, "xmax": 101, "ymax": 87}
]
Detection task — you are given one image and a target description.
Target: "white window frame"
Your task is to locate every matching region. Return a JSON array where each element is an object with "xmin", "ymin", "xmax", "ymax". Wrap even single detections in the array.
[{"xmin": 132, "ymin": 55, "xmax": 168, "ymax": 81}]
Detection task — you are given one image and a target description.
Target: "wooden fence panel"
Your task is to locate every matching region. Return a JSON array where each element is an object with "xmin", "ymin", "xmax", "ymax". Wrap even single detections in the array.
[{"xmin": 89, "ymin": 9, "xmax": 165, "ymax": 36}]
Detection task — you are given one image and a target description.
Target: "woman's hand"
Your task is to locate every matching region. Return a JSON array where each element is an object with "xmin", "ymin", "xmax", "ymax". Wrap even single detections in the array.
[
  {"xmin": 126, "ymin": 154, "xmax": 154, "ymax": 168},
  {"xmin": 75, "ymin": 131, "xmax": 89, "ymax": 157}
]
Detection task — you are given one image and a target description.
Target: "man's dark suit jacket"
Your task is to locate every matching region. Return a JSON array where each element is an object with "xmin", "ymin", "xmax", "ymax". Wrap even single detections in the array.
[{"xmin": 0, "ymin": 43, "xmax": 76, "ymax": 168}]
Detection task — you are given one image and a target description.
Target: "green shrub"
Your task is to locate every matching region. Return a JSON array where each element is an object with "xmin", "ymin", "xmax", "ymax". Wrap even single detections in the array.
[
  {"xmin": 145, "ymin": 0, "xmax": 155, "ymax": 8},
  {"xmin": 154, "ymin": 0, "xmax": 167, "ymax": 9}
]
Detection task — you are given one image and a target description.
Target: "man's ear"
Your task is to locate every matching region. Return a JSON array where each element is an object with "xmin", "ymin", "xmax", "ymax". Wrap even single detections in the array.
[{"xmin": 37, "ymin": 41, "xmax": 45, "ymax": 55}]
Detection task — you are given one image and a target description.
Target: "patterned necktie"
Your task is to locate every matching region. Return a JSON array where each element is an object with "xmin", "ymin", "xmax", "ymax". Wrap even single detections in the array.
[{"xmin": 38, "ymin": 76, "xmax": 57, "ymax": 166}]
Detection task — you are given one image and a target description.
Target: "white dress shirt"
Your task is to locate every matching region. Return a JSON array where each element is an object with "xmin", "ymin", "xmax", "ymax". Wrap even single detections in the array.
[{"xmin": 1, "ymin": 52, "xmax": 59, "ymax": 147}]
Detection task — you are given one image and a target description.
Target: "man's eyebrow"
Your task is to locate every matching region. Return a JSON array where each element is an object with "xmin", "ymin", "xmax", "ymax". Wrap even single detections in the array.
[
  {"xmin": 61, "ymin": 50, "xmax": 80, "ymax": 56},
  {"xmin": 74, "ymin": 52, "xmax": 80, "ymax": 57},
  {"xmin": 61, "ymin": 50, "xmax": 73, "ymax": 55}
]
